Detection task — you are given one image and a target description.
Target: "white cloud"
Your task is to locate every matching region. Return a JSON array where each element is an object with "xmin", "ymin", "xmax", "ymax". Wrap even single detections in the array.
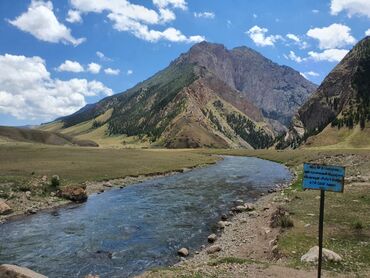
[
  {"xmin": 312, "ymin": 9, "xmax": 320, "ymax": 13},
  {"xmin": 331, "ymin": 0, "xmax": 370, "ymax": 18},
  {"xmin": 66, "ymin": 10, "xmax": 82, "ymax": 23},
  {"xmin": 246, "ymin": 25, "xmax": 282, "ymax": 47},
  {"xmin": 308, "ymin": 49, "xmax": 349, "ymax": 62},
  {"xmin": 88, "ymin": 63, "xmax": 101, "ymax": 74},
  {"xmin": 70, "ymin": 0, "xmax": 201, "ymax": 43},
  {"xmin": 300, "ymin": 72, "xmax": 308, "ymax": 79},
  {"xmin": 127, "ymin": 69, "xmax": 133, "ymax": 75},
  {"xmin": 9, "ymin": 1, "xmax": 85, "ymax": 46},
  {"xmin": 57, "ymin": 60, "xmax": 84, "ymax": 73},
  {"xmin": 307, "ymin": 23, "xmax": 356, "ymax": 49},
  {"xmin": 104, "ymin": 68, "xmax": 120, "ymax": 75},
  {"xmin": 96, "ymin": 51, "xmax": 112, "ymax": 62},
  {"xmin": 366, "ymin": 29, "xmax": 370, "ymax": 36},
  {"xmin": 286, "ymin": 34, "xmax": 300, "ymax": 42},
  {"xmin": 306, "ymin": 71, "xmax": 320, "ymax": 77},
  {"xmin": 0, "ymin": 54, "xmax": 113, "ymax": 120},
  {"xmin": 194, "ymin": 12, "xmax": 215, "ymax": 19},
  {"xmin": 253, "ymin": 13, "xmax": 258, "ymax": 18},
  {"xmin": 153, "ymin": 0, "xmax": 187, "ymax": 10},
  {"xmin": 285, "ymin": 51, "xmax": 305, "ymax": 63}
]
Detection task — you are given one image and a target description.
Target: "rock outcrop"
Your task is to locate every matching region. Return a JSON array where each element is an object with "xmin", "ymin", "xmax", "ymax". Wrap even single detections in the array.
[{"xmin": 0, "ymin": 264, "xmax": 47, "ymax": 278}]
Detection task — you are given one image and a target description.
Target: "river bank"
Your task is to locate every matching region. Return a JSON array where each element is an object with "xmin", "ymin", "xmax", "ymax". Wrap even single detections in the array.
[{"xmin": 140, "ymin": 151, "xmax": 370, "ymax": 277}]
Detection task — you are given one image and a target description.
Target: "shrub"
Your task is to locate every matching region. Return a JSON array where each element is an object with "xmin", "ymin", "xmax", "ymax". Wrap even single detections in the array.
[
  {"xmin": 51, "ymin": 175, "xmax": 60, "ymax": 188},
  {"xmin": 352, "ymin": 220, "xmax": 364, "ymax": 230}
]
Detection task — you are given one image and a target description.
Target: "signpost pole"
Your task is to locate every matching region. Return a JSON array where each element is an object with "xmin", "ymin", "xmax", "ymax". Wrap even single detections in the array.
[{"xmin": 317, "ymin": 189, "xmax": 325, "ymax": 278}]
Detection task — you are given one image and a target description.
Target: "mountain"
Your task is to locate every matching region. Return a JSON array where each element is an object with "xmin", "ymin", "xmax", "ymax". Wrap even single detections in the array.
[
  {"xmin": 0, "ymin": 126, "xmax": 98, "ymax": 147},
  {"xmin": 45, "ymin": 42, "xmax": 316, "ymax": 149},
  {"xmin": 278, "ymin": 36, "xmax": 370, "ymax": 149}
]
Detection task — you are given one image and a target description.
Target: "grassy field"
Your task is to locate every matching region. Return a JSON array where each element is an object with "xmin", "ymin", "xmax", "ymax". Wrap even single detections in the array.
[{"xmin": 0, "ymin": 143, "xmax": 217, "ymax": 187}]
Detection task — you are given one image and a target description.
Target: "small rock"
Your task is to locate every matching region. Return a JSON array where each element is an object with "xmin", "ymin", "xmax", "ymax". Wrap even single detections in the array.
[
  {"xmin": 0, "ymin": 201, "xmax": 12, "ymax": 215},
  {"xmin": 208, "ymin": 234, "xmax": 217, "ymax": 243},
  {"xmin": 233, "ymin": 205, "xmax": 248, "ymax": 213},
  {"xmin": 0, "ymin": 264, "xmax": 47, "ymax": 278},
  {"xmin": 235, "ymin": 199, "xmax": 244, "ymax": 206},
  {"xmin": 50, "ymin": 192, "xmax": 56, "ymax": 197},
  {"xmin": 25, "ymin": 191, "xmax": 32, "ymax": 199},
  {"xmin": 85, "ymin": 275, "xmax": 100, "ymax": 278},
  {"xmin": 41, "ymin": 175, "xmax": 48, "ymax": 182},
  {"xmin": 271, "ymin": 245, "xmax": 279, "ymax": 254},
  {"xmin": 57, "ymin": 186, "xmax": 88, "ymax": 202},
  {"xmin": 177, "ymin": 248, "xmax": 189, "ymax": 257},
  {"xmin": 240, "ymin": 218, "xmax": 247, "ymax": 223},
  {"xmin": 244, "ymin": 203, "xmax": 255, "ymax": 211},
  {"xmin": 301, "ymin": 246, "xmax": 342, "ymax": 263},
  {"xmin": 221, "ymin": 214, "xmax": 228, "ymax": 221},
  {"xmin": 103, "ymin": 182, "xmax": 112, "ymax": 187},
  {"xmin": 304, "ymin": 223, "xmax": 311, "ymax": 228},
  {"xmin": 248, "ymin": 211, "xmax": 259, "ymax": 217},
  {"xmin": 207, "ymin": 245, "xmax": 222, "ymax": 254},
  {"xmin": 27, "ymin": 208, "xmax": 37, "ymax": 214}
]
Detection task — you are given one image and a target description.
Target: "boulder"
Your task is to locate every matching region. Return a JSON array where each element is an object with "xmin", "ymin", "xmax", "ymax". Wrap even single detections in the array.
[
  {"xmin": 208, "ymin": 234, "xmax": 217, "ymax": 243},
  {"xmin": 233, "ymin": 205, "xmax": 248, "ymax": 213},
  {"xmin": 301, "ymin": 246, "xmax": 342, "ymax": 263},
  {"xmin": 177, "ymin": 248, "xmax": 189, "ymax": 257},
  {"xmin": 57, "ymin": 186, "xmax": 88, "ymax": 202},
  {"xmin": 221, "ymin": 214, "xmax": 228, "ymax": 221},
  {"xmin": 206, "ymin": 245, "xmax": 222, "ymax": 254},
  {"xmin": 0, "ymin": 264, "xmax": 47, "ymax": 278},
  {"xmin": 0, "ymin": 201, "xmax": 12, "ymax": 215},
  {"xmin": 244, "ymin": 203, "xmax": 255, "ymax": 211}
]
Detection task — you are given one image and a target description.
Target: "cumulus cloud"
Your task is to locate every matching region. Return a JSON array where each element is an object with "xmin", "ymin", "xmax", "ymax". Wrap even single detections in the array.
[
  {"xmin": 194, "ymin": 12, "xmax": 215, "ymax": 19},
  {"xmin": 331, "ymin": 0, "xmax": 370, "ymax": 18},
  {"xmin": 305, "ymin": 71, "xmax": 320, "ymax": 77},
  {"xmin": 0, "ymin": 54, "xmax": 113, "ymax": 120},
  {"xmin": 308, "ymin": 49, "xmax": 349, "ymax": 62},
  {"xmin": 70, "ymin": 0, "xmax": 202, "ymax": 43},
  {"xmin": 66, "ymin": 10, "xmax": 82, "ymax": 23},
  {"xmin": 153, "ymin": 0, "xmax": 187, "ymax": 10},
  {"xmin": 246, "ymin": 25, "xmax": 282, "ymax": 47},
  {"xmin": 9, "ymin": 1, "xmax": 85, "ymax": 46},
  {"xmin": 127, "ymin": 69, "xmax": 133, "ymax": 75},
  {"xmin": 366, "ymin": 29, "xmax": 370, "ymax": 36},
  {"xmin": 104, "ymin": 68, "xmax": 120, "ymax": 75},
  {"xmin": 88, "ymin": 63, "xmax": 101, "ymax": 74},
  {"xmin": 96, "ymin": 51, "xmax": 112, "ymax": 62},
  {"xmin": 307, "ymin": 23, "xmax": 356, "ymax": 49},
  {"xmin": 57, "ymin": 60, "xmax": 84, "ymax": 73},
  {"xmin": 286, "ymin": 34, "xmax": 300, "ymax": 42},
  {"xmin": 284, "ymin": 51, "xmax": 305, "ymax": 63}
]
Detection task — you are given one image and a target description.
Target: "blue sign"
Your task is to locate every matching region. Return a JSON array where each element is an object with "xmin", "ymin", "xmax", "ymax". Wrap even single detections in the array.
[{"xmin": 303, "ymin": 163, "xmax": 345, "ymax": 192}]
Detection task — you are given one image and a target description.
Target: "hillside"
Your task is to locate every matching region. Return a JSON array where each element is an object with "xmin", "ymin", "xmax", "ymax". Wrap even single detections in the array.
[
  {"xmin": 279, "ymin": 36, "xmax": 370, "ymax": 149},
  {"xmin": 46, "ymin": 42, "xmax": 316, "ymax": 149},
  {"xmin": 0, "ymin": 126, "xmax": 98, "ymax": 147}
]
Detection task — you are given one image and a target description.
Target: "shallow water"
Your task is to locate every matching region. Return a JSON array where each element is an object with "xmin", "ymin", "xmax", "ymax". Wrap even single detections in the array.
[{"xmin": 0, "ymin": 156, "xmax": 291, "ymax": 277}]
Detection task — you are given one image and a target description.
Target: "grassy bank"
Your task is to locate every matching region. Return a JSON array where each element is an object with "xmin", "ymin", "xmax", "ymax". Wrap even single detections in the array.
[{"xmin": 0, "ymin": 143, "xmax": 218, "ymax": 187}]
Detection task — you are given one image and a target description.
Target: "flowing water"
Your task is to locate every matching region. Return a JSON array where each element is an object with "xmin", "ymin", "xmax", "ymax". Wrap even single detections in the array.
[{"xmin": 0, "ymin": 156, "xmax": 291, "ymax": 277}]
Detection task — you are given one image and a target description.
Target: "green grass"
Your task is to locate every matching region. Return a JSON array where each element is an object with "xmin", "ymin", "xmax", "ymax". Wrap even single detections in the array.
[
  {"xmin": 0, "ymin": 143, "xmax": 218, "ymax": 187},
  {"xmin": 207, "ymin": 257, "xmax": 265, "ymax": 266}
]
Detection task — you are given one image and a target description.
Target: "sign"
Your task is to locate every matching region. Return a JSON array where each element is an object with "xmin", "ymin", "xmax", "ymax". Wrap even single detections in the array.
[
  {"xmin": 303, "ymin": 163, "xmax": 345, "ymax": 192},
  {"xmin": 302, "ymin": 163, "xmax": 345, "ymax": 278}
]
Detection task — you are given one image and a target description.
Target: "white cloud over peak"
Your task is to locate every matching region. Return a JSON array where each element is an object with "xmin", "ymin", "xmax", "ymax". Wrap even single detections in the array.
[
  {"xmin": 9, "ymin": 1, "xmax": 85, "ymax": 46},
  {"xmin": 247, "ymin": 25, "xmax": 282, "ymax": 47},
  {"xmin": 66, "ymin": 10, "xmax": 82, "ymax": 23},
  {"xmin": 366, "ymin": 29, "xmax": 370, "ymax": 36},
  {"xmin": 70, "ymin": 0, "xmax": 202, "ymax": 43},
  {"xmin": 331, "ymin": 0, "xmax": 370, "ymax": 18},
  {"xmin": 285, "ymin": 51, "xmax": 305, "ymax": 63},
  {"xmin": 88, "ymin": 63, "xmax": 101, "ymax": 74},
  {"xmin": 307, "ymin": 23, "xmax": 356, "ymax": 49},
  {"xmin": 308, "ymin": 49, "xmax": 349, "ymax": 62},
  {"xmin": 194, "ymin": 12, "xmax": 215, "ymax": 19},
  {"xmin": 57, "ymin": 60, "xmax": 84, "ymax": 73},
  {"xmin": 0, "ymin": 54, "xmax": 113, "ymax": 120},
  {"xmin": 306, "ymin": 71, "xmax": 320, "ymax": 77},
  {"xmin": 104, "ymin": 68, "xmax": 120, "ymax": 75}
]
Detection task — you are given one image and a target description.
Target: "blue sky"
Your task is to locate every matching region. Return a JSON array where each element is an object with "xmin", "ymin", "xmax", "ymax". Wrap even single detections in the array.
[{"xmin": 0, "ymin": 0, "xmax": 369, "ymax": 126}]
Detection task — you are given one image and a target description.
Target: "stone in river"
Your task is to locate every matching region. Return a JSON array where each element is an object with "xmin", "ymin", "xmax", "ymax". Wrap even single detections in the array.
[
  {"xmin": 177, "ymin": 248, "xmax": 189, "ymax": 257},
  {"xmin": 57, "ymin": 186, "xmax": 88, "ymax": 203},
  {"xmin": 208, "ymin": 234, "xmax": 217, "ymax": 243},
  {"xmin": 0, "ymin": 264, "xmax": 47, "ymax": 278}
]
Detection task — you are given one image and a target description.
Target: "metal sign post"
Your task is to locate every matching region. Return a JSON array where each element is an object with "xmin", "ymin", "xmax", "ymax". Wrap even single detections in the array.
[{"xmin": 302, "ymin": 163, "xmax": 345, "ymax": 278}]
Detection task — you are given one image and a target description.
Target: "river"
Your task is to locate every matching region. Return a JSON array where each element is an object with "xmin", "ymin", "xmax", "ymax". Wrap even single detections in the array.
[{"xmin": 0, "ymin": 156, "xmax": 291, "ymax": 277}]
